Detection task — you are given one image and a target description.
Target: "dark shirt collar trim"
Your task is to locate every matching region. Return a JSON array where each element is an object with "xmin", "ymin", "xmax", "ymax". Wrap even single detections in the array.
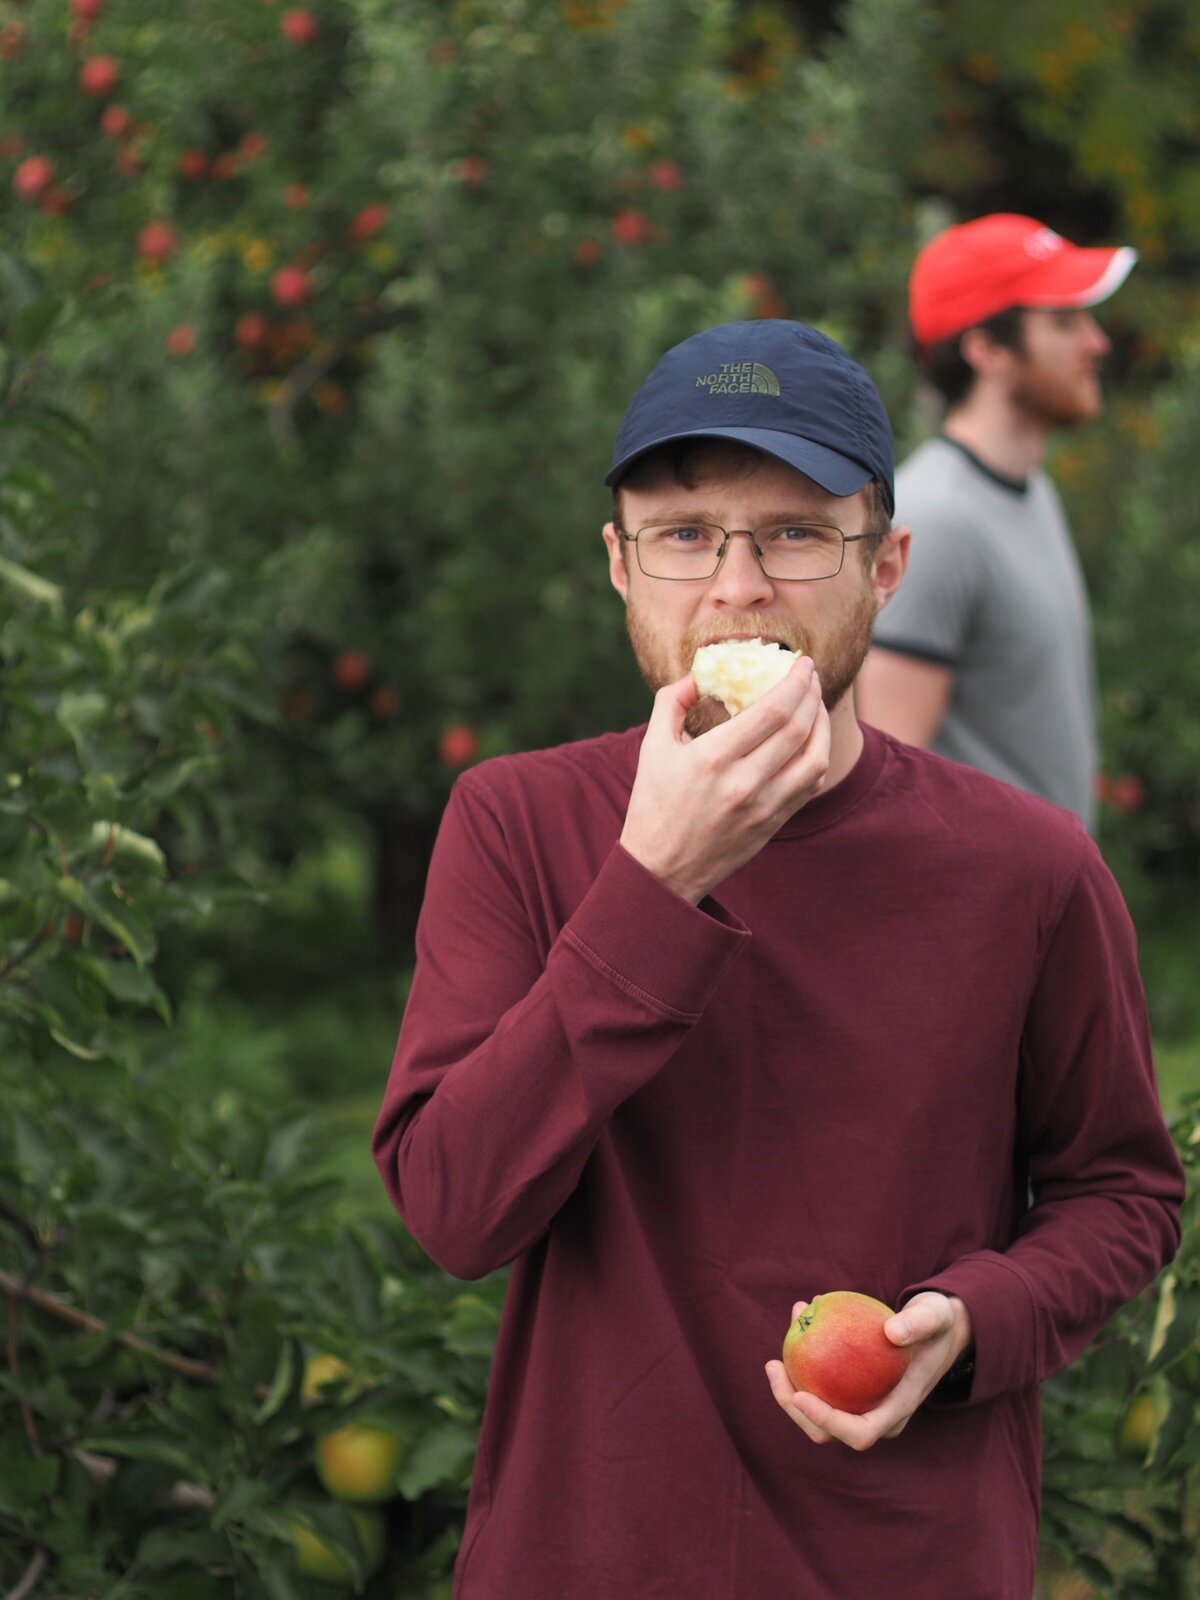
[{"xmin": 937, "ymin": 433, "xmax": 1029, "ymax": 496}]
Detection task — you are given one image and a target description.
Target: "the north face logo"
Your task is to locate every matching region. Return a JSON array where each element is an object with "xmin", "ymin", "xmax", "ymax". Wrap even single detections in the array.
[{"xmin": 695, "ymin": 361, "xmax": 781, "ymax": 396}]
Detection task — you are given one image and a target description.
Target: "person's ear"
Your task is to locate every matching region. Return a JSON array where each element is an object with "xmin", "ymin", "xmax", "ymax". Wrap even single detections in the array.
[
  {"xmin": 871, "ymin": 524, "xmax": 910, "ymax": 612},
  {"xmin": 603, "ymin": 521, "xmax": 630, "ymax": 602},
  {"xmin": 959, "ymin": 326, "xmax": 1017, "ymax": 381}
]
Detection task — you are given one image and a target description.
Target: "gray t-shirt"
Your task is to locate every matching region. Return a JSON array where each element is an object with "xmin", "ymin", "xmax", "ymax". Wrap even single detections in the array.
[{"xmin": 872, "ymin": 436, "xmax": 1097, "ymax": 829}]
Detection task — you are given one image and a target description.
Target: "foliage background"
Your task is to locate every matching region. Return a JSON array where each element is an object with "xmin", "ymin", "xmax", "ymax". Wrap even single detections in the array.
[{"xmin": 1, "ymin": 0, "xmax": 1197, "ymax": 1595}]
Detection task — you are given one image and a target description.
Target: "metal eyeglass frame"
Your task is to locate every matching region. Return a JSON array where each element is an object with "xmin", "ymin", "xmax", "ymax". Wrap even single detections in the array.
[{"xmin": 615, "ymin": 522, "xmax": 874, "ymax": 581}]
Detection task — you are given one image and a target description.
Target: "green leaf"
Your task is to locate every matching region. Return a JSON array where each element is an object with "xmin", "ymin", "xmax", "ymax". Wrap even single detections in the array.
[
  {"xmin": 0, "ymin": 552, "xmax": 62, "ymax": 607},
  {"xmin": 135, "ymin": 1528, "xmax": 230, "ymax": 1571},
  {"xmin": 3, "ymin": 399, "xmax": 104, "ymax": 473},
  {"xmin": 338, "ymin": 1229, "xmax": 382, "ymax": 1336},
  {"xmin": 10, "ymin": 297, "xmax": 64, "ymax": 359},
  {"xmin": 90, "ymin": 821, "xmax": 168, "ymax": 875},
  {"xmin": 1146, "ymin": 1275, "xmax": 1200, "ymax": 1375},
  {"xmin": 397, "ymin": 1422, "xmax": 476, "ymax": 1500},
  {"xmin": 78, "ymin": 1434, "xmax": 203, "ymax": 1477},
  {"xmin": 73, "ymin": 953, "xmax": 172, "ymax": 1021},
  {"xmin": 211, "ymin": 1473, "xmax": 273, "ymax": 1529},
  {"xmin": 253, "ymin": 1341, "xmax": 297, "ymax": 1426},
  {"xmin": 58, "ymin": 877, "xmax": 156, "ymax": 966},
  {"xmin": 56, "ymin": 690, "xmax": 110, "ymax": 735}
]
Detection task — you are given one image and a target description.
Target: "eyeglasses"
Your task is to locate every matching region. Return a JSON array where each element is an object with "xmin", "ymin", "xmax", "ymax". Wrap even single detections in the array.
[{"xmin": 617, "ymin": 521, "xmax": 872, "ymax": 581}]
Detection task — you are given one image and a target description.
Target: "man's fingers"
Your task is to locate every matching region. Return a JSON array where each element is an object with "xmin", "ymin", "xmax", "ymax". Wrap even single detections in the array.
[
  {"xmin": 885, "ymin": 1292, "xmax": 955, "ymax": 1348},
  {"xmin": 764, "ymin": 1361, "xmax": 832, "ymax": 1445},
  {"xmin": 649, "ymin": 673, "xmax": 699, "ymax": 740},
  {"xmin": 702, "ymin": 657, "xmax": 818, "ymax": 759}
]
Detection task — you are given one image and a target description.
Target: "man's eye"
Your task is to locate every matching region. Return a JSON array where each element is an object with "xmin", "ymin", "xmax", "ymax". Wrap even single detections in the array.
[
  {"xmin": 658, "ymin": 526, "xmax": 710, "ymax": 545},
  {"xmin": 772, "ymin": 525, "xmax": 829, "ymax": 544}
]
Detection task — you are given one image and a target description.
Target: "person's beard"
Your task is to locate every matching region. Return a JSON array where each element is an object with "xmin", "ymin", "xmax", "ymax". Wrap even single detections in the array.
[
  {"xmin": 624, "ymin": 582, "xmax": 878, "ymax": 737},
  {"xmin": 1012, "ymin": 359, "xmax": 1103, "ymax": 429}
]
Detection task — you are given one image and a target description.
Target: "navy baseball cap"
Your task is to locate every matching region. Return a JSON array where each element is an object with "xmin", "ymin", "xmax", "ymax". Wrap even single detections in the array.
[{"xmin": 605, "ymin": 319, "xmax": 895, "ymax": 516}]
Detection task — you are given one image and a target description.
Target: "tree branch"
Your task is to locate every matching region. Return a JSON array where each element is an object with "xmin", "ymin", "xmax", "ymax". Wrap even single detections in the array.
[
  {"xmin": 4, "ymin": 1545, "xmax": 47, "ymax": 1600},
  {"xmin": 0, "ymin": 1267, "xmax": 220, "ymax": 1386}
]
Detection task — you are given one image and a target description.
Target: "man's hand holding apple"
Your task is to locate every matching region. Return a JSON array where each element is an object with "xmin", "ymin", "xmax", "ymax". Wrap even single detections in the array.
[
  {"xmin": 619, "ymin": 658, "xmax": 830, "ymax": 907},
  {"xmin": 765, "ymin": 1291, "xmax": 974, "ymax": 1451}
]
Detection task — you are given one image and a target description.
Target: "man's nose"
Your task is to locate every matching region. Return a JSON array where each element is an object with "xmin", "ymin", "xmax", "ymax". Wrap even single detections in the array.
[
  {"xmin": 708, "ymin": 530, "xmax": 775, "ymax": 605},
  {"xmin": 1082, "ymin": 314, "xmax": 1111, "ymax": 356}
]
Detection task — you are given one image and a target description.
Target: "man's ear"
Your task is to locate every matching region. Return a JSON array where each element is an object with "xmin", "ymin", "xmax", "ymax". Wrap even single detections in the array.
[
  {"xmin": 871, "ymin": 524, "xmax": 910, "ymax": 612},
  {"xmin": 603, "ymin": 521, "xmax": 629, "ymax": 602},
  {"xmin": 959, "ymin": 326, "xmax": 1017, "ymax": 381}
]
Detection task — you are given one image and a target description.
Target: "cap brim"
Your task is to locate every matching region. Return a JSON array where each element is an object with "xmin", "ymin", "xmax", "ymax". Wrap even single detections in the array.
[
  {"xmin": 1023, "ymin": 245, "xmax": 1138, "ymax": 310},
  {"xmin": 604, "ymin": 425, "xmax": 874, "ymax": 502}
]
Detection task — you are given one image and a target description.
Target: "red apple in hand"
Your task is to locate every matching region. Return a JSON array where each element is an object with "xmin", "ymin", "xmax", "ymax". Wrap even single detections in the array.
[{"xmin": 781, "ymin": 1291, "xmax": 911, "ymax": 1414}]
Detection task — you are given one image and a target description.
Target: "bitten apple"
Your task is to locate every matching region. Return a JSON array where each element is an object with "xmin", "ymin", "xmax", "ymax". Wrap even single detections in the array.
[{"xmin": 781, "ymin": 1291, "xmax": 911, "ymax": 1414}]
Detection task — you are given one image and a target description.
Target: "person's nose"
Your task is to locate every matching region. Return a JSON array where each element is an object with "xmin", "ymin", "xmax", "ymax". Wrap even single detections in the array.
[
  {"xmin": 707, "ymin": 530, "xmax": 775, "ymax": 607},
  {"xmin": 1082, "ymin": 314, "xmax": 1111, "ymax": 357}
]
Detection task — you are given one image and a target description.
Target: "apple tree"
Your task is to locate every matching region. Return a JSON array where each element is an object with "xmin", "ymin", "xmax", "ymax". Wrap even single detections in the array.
[{"xmin": 0, "ymin": 266, "xmax": 497, "ymax": 1597}]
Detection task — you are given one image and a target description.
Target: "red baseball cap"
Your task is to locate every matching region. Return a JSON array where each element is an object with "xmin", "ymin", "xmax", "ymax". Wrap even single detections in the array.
[{"xmin": 909, "ymin": 213, "xmax": 1137, "ymax": 347}]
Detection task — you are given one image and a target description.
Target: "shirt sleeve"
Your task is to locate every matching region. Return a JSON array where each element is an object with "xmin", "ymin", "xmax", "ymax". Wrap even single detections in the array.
[
  {"xmin": 371, "ymin": 775, "xmax": 751, "ymax": 1280},
  {"xmin": 871, "ymin": 494, "xmax": 985, "ymax": 667},
  {"xmin": 903, "ymin": 835, "xmax": 1185, "ymax": 1402}
]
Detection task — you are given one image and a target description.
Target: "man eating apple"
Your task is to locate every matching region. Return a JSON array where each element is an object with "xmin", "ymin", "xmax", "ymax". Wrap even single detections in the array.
[{"xmin": 373, "ymin": 319, "xmax": 1183, "ymax": 1599}]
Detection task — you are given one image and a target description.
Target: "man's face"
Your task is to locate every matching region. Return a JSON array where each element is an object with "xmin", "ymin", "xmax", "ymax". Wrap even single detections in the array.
[
  {"xmin": 604, "ymin": 453, "xmax": 897, "ymax": 736},
  {"xmin": 1007, "ymin": 308, "xmax": 1111, "ymax": 427}
]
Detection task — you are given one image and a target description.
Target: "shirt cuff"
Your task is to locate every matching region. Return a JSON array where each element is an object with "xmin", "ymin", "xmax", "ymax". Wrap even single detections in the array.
[
  {"xmin": 902, "ymin": 1250, "xmax": 1040, "ymax": 1405},
  {"xmin": 562, "ymin": 842, "xmax": 751, "ymax": 1022}
]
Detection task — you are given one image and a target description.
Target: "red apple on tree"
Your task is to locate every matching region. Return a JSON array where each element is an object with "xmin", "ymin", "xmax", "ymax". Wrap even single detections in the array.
[
  {"xmin": 178, "ymin": 148, "xmax": 210, "ymax": 180},
  {"xmin": 72, "ymin": 0, "xmax": 105, "ymax": 18},
  {"xmin": 348, "ymin": 203, "xmax": 389, "ymax": 244},
  {"xmin": 280, "ymin": 8, "xmax": 319, "ymax": 46},
  {"xmin": 165, "ymin": 324, "xmax": 197, "ymax": 357},
  {"xmin": 79, "ymin": 55, "xmax": 120, "ymax": 96},
  {"xmin": 100, "ymin": 104, "xmax": 134, "ymax": 139},
  {"xmin": 234, "ymin": 312, "xmax": 270, "ymax": 350},
  {"xmin": 13, "ymin": 156, "xmax": 55, "ymax": 202},
  {"xmin": 439, "ymin": 724, "xmax": 479, "ymax": 768},
  {"xmin": 272, "ymin": 265, "xmax": 312, "ymax": 308},
  {"xmin": 333, "ymin": 650, "xmax": 371, "ymax": 692},
  {"xmin": 137, "ymin": 221, "xmax": 179, "ymax": 263},
  {"xmin": 781, "ymin": 1291, "xmax": 911, "ymax": 1414},
  {"xmin": 611, "ymin": 207, "xmax": 652, "ymax": 247}
]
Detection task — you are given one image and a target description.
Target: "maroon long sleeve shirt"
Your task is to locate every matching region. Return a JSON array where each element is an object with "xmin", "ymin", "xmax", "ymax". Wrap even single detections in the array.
[{"xmin": 373, "ymin": 723, "xmax": 1183, "ymax": 1600}]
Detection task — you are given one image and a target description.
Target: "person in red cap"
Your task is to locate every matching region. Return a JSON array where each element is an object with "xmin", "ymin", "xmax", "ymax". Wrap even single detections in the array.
[{"xmin": 858, "ymin": 213, "xmax": 1136, "ymax": 828}]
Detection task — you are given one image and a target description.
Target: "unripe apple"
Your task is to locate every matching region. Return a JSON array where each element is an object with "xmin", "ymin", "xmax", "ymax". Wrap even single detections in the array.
[
  {"xmin": 13, "ymin": 156, "xmax": 55, "ymax": 201},
  {"xmin": 314, "ymin": 1423, "xmax": 405, "ymax": 1505},
  {"xmin": 301, "ymin": 1352, "xmax": 352, "ymax": 1406},
  {"xmin": 781, "ymin": 1291, "xmax": 911, "ymax": 1414},
  {"xmin": 288, "ymin": 1505, "xmax": 385, "ymax": 1585},
  {"xmin": 79, "ymin": 55, "xmax": 120, "ymax": 96}
]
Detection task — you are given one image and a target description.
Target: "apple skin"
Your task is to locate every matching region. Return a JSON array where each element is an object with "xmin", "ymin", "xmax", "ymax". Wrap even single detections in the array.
[
  {"xmin": 314, "ymin": 1423, "xmax": 405, "ymax": 1504},
  {"xmin": 288, "ymin": 1506, "xmax": 385, "ymax": 1585},
  {"xmin": 781, "ymin": 1291, "xmax": 911, "ymax": 1414}
]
